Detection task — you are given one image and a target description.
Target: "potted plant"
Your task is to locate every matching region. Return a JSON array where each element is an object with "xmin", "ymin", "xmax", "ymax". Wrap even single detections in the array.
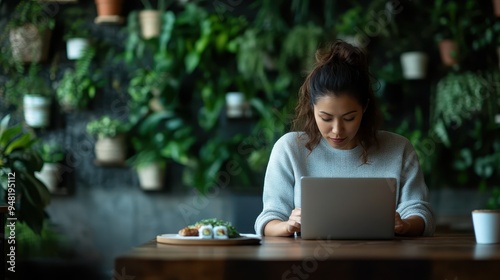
[
  {"xmin": 7, "ymin": 0, "xmax": 55, "ymax": 63},
  {"xmin": 61, "ymin": 7, "xmax": 92, "ymax": 60},
  {"xmin": 0, "ymin": 115, "xmax": 50, "ymax": 234},
  {"xmin": 124, "ymin": 2, "xmax": 180, "ymax": 111},
  {"xmin": 431, "ymin": 0, "xmax": 484, "ymax": 67},
  {"xmin": 5, "ymin": 63, "xmax": 53, "ymax": 128},
  {"xmin": 225, "ymin": 92, "xmax": 251, "ymax": 118},
  {"xmin": 56, "ymin": 45, "xmax": 103, "ymax": 111},
  {"xmin": 138, "ymin": 0, "xmax": 172, "ymax": 40},
  {"xmin": 431, "ymin": 0, "xmax": 460, "ymax": 66},
  {"xmin": 400, "ymin": 51, "xmax": 429, "ymax": 80},
  {"xmin": 34, "ymin": 141, "xmax": 65, "ymax": 194},
  {"xmin": 176, "ymin": 4, "xmax": 248, "ymax": 130},
  {"xmin": 398, "ymin": 32, "xmax": 429, "ymax": 80},
  {"xmin": 94, "ymin": 0, "xmax": 124, "ymax": 24},
  {"xmin": 128, "ymin": 60, "xmax": 180, "ymax": 113},
  {"xmin": 127, "ymin": 111, "xmax": 195, "ymax": 191},
  {"xmin": 431, "ymin": 69, "xmax": 500, "ymax": 240},
  {"xmin": 86, "ymin": 116, "xmax": 129, "ymax": 166}
]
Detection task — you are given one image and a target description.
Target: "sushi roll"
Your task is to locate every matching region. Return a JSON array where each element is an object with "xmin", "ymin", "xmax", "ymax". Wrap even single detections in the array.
[
  {"xmin": 213, "ymin": 226, "xmax": 228, "ymax": 239},
  {"xmin": 199, "ymin": 225, "xmax": 213, "ymax": 239}
]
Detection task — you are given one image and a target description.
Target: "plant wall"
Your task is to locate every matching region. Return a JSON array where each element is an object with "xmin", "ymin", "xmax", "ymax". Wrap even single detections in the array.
[{"xmin": 0, "ymin": 0, "xmax": 499, "ymax": 199}]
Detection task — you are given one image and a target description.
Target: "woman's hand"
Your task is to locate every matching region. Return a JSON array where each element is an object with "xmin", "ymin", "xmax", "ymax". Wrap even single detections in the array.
[
  {"xmin": 286, "ymin": 208, "xmax": 301, "ymax": 234},
  {"xmin": 264, "ymin": 208, "xmax": 301, "ymax": 237},
  {"xmin": 395, "ymin": 212, "xmax": 425, "ymax": 236},
  {"xmin": 394, "ymin": 212, "xmax": 410, "ymax": 235}
]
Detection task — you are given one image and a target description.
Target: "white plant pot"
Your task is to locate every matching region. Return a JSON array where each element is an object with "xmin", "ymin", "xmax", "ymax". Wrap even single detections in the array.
[
  {"xmin": 66, "ymin": 38, "xmax": 89, "ymax": 60},
  {"xmin": 137, "ymin": 162, "xmax": 165, "ymax": 190},
  {"xmin": 23, "ymin": 95, "xmax": 51, "ymax": 128},
  {"xmin": 95, "ymin": 134, "xmax": 127, "ymax": 164},
  {"xmin": 225, "ymin": 92, "xmax": 250, "ymax": 118},
  {"xmin": 35, "ymin": 163, "xmax": 61, "ymax": 193},
  {"xmin": 139, "ymin": 10, "xmax": 161, "ymax": 39},
  {"xmin": 400, "ymin": 52, "xmax": 428, "ymax": 80},
  {"xmin": 472, "ymin": 210, "xmax": 500, "ymax": 244}
]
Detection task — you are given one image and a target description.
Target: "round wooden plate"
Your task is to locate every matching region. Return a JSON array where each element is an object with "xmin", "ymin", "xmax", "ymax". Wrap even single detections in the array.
[{"xmin": 156, "ymin": 234, "xmax": 261, "ymax": 246}]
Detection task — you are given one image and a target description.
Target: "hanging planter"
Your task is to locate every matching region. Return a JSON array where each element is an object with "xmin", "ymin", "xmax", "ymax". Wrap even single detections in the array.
[
  {"xmin": 86, "ymin": 116, "xmax": 129, "ymax": 166},
  {"xmin": 35, "ymin": 163, "xmax": 62, "ymax": 194},
  {"xmin": 6, "ymin": 1, "xmax": 55, "ymax": 63},
  {"xmin": 9, "ymin": 24, "xmax": 52, "ymax": 63},
  {"xmin": 139, "ymin": 10, "xmax": 161, "ymax": 39},
  {"xmin": 494, "ymin": 0, "xmax": 500, "ymax": 17},
  {"xmin": 23, "ymin": 95, "xmax": 52, "ymax": 128},
  {"xmin": 225, "ymin": 92, "xmax": 250, "ymax": 118},
  {"xmin": 94, "ymin": 134, "xmax": 128, "ymax": 165},
  {"xmin": 66, "ymin": 38, "xmax": 90, "ymax": 60},
  {"xmin": 136, "ymin": 162, "xmax": 165, "ymax": 191},
  {"xmin": 438, "ymin": 39, "xmax": 459, "ymax": 66},
  {"xmin": 34, "ymin": 142, "xmax": 65, "ymax": 194},
  {"xmin": 94, "ymin": 0, "xmax": 124, "ymax": 24},
  {"xmin": 400, "ymin": 52, "xmax": 428, "ymax": 80},
  {"xmin": 61, "ymin": 7, "xmax": 92, "ymax": 60}
]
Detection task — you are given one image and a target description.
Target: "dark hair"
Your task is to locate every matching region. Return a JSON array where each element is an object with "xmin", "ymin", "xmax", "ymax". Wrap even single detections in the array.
[{"xmin": 292, "ymin": 39, "xmax": 382, "ymax": 164}]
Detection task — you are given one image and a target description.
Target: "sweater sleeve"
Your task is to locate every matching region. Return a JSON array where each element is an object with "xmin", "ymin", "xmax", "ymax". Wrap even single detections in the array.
[
  {"xmin": 254, "ymin": 134, "xmax": 297, "ymax": 235},
  {"xmin": 396, "ymin": 141, "xmax": 436, "ymax": 236}
]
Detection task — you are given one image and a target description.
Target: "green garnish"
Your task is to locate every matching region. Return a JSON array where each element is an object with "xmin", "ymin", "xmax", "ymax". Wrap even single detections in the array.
[{"xmin": 193, "ymin": 218, "xmax": 240, "ymax": 238}]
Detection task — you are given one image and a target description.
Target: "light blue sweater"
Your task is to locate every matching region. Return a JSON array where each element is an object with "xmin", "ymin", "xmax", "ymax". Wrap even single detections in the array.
[{"xmin": 254, "ymin": 131, "xmax": 435, "ymax": 236}]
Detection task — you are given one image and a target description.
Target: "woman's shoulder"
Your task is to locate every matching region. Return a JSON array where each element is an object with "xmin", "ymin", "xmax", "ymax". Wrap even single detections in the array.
[
  {"xmin": 275, "ymin": 131, "xmax": 309, "ymax": 147},
  {"xmin": 268, "ymin": 132, "xmax": 309, "ymax": 159}
]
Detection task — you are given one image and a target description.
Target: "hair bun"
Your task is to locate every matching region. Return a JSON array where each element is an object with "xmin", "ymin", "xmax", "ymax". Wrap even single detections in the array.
[{"xmin": 315, "ymin": 39, "xmax": 365, "ymax": 67}]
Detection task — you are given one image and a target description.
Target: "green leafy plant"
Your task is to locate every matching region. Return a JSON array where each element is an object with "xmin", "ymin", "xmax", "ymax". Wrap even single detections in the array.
[
  {"xmin": 61, "ymin": 7, "xmax": 92, "ymax": 40},
  {"xmin": 192, "ymin": 218, "xmax": 240, "ymax": 238},
  {"xmin": 486, "ymin": 187, "xmax": 500, "ymax": 210},
  {"xmin": 128, "ymin": 59, "xmax": 180, "ymax": 113},
  {"xmin": 0, "ymin": 115, "xmax": 50, "ymax": 234},
  {"xmin": 86, "ymin": 116, "xmax": 129, "ymax": 139},
  {"xmin": 431, "ymin": 69, "xmax": 500, "ymax": 206},
  {"xmin": 123, "ymin": 4, "xmax": 176, "ymax": 64},
  {"xmin": 280, "ymin": 23, "xmax": 324, "ymax": 71},
  {"xmin": 140, "ymin": 0, "xmax": 173, "ymax": 10},
  {"xmin": 127, "ymin": 111, "xmax": 195, "ymax": 169},
  {"xmin": 7, "ymin": 0, "xmax": 56, "ymax": 31},
  {"xmin": 173, "ymin": 3, "xmax": 248, "ymax": 130},
  {"xmin": 56, "ymin": 45, "xmax": 103, "ymax": 111},
  {"xmin": 4, "ymin": 62, "xmax": 53, "ymax": 107},
  {"xmin": 432, "ymin": 70, "xmax": 495, "ymax": 144},
  {"xmin": 430, "ymin": 0, "xmax": 484, "ymax": 65},
  {"xmin": 36, "ymin": 141, "xmax": 65, "ymax": 163},
  {"xmin": 9, "ymin": 220, "xmax": 70, "ymax": 259},
  {"xmin": 334, "ymin": 4, "xmax": 364, "ymax": 38}
]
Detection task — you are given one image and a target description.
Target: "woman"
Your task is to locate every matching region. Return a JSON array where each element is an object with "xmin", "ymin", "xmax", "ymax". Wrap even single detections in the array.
[{"xmin": 254, "ymin": 40, "xmax": 435, "ymax": 237}]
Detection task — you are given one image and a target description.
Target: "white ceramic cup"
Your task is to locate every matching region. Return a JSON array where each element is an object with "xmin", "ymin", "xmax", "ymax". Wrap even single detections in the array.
[{"xmin": 472, "ymin": 210, "xmax": 500, "ymax": 244}]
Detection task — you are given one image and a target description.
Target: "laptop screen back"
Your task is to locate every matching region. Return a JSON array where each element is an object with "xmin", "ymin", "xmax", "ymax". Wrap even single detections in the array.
[{"xmin": 300, "ymin": 177, "xmax": 397, "ymax": 240}]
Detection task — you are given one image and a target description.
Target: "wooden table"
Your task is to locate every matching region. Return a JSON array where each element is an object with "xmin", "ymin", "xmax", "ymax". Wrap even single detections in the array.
[{"xmin": 115, "ymin": 234, "xmax": 500, "ymax": 280}]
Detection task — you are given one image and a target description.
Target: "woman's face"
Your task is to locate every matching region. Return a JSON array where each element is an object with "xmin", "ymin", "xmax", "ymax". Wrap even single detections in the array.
[{"xmin": 313, "ymin": 93, "xmax": 364, "ymax": 150}]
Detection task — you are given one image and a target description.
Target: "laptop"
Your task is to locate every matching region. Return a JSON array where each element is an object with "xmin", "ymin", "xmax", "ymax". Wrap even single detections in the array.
[{"xmin": 300, "ymin": 177, "xmax": 397, "ymax": 240}]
